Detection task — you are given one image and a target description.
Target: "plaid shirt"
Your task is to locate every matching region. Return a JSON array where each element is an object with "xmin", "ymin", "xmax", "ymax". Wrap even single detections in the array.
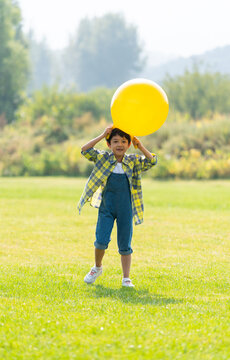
[{"xmin": 77, "ymin": 148, "xmax": 157, "ymax": 225}]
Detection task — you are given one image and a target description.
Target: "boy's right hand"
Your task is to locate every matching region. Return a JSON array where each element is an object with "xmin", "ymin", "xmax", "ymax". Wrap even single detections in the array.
[{"xmin": 103, "ymin": 125, "xmax": 113, "ymax": 140}]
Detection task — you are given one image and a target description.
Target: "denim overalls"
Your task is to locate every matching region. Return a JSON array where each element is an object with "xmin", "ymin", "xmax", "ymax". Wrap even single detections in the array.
[{"xmin": 94, "ymin": 172, "xmax": 133, "ymax": 255}]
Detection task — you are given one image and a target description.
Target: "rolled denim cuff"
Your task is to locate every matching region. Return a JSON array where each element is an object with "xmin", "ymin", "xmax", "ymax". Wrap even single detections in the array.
[
  {"xmin": 118, "ymin": 249, "xmax": 133, "ymax": 255},
  {"xmin": 94, "ymin": 241, "xmax": 108, "ymax": 250}
]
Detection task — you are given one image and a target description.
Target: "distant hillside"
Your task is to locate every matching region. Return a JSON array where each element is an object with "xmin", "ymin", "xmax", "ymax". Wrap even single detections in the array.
[{"xmin": 141, "ymin": 45, "xmax": 230, "ymax": 83}]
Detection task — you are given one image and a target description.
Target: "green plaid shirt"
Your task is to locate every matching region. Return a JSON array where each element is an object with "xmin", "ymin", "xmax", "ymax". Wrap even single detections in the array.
[{"xmin": 77, "ymin": 148, "xmax": 157, "ymax": 225}]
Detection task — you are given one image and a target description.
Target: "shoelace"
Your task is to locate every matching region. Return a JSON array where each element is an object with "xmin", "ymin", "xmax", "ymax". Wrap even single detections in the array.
[{"xmin": 89, "ymin": 270, "xmax": 97, "ymax": 276}]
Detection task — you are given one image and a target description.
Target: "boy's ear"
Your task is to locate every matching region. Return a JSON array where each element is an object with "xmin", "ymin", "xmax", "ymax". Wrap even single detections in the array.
[{"xmin": 106, "ymin": 141, "xmax": 111, "ymax": 148}]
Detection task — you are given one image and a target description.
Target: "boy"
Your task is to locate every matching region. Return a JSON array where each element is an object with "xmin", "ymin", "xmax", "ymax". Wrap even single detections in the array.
[{"xmin": 78, "ymin": 125, "xmax": 157, "ymax": 287}]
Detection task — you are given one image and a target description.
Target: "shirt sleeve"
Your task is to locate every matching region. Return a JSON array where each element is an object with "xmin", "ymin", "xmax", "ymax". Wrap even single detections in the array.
[
  {"xmin": 136, "ymin": 153, "xmax": 158, "ymax": 172},
  {"xmin": 81, "ymin": 147, "xmax": 104, "ymax": 163}
]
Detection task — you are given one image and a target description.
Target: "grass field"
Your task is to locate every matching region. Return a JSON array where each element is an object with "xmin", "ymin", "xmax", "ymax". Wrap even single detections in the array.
[{"xmin": 0, "ymin": 177, "xmax": 230, "ymax": 359}]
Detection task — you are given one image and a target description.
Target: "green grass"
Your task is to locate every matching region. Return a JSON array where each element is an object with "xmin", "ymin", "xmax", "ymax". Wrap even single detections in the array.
[{"xmin": 0, "ymin": 177, "xmax": 230, "ymax": 359}]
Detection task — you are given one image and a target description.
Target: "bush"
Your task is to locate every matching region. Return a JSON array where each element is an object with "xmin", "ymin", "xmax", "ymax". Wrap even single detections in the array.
[
  {"xmin": 164, "ymin": 69, "xmax": 230, "ymax": 119},
  {"xmin": 16, "ymin": 86, "xmax": 103, "ymax": 127},
  {"xmin": 1, "ymin": 84, "xmax": 230, "ymax": 179}
]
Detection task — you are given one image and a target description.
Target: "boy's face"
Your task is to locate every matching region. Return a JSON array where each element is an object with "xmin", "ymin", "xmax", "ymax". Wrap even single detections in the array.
[{"xmin": 107, "ymin": 135, "xmax": 130, "ymax": 159}]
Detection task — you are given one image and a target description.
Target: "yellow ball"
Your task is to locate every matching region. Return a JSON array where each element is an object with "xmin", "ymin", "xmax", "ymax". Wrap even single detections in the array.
[{"xmin": 110, "ymin": 78, "xmax": 169, "ymax": 136}]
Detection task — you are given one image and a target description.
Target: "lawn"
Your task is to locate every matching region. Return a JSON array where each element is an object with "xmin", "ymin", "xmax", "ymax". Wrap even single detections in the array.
[{"xmin": 0, "ymin": 177, "xmax": 230, "ymax": 359}]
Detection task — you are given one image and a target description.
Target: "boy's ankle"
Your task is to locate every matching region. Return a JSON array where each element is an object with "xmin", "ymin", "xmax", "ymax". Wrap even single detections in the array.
[{"xmin": 95, "ymin": 265, "xmax": 102, "ymax": 269}]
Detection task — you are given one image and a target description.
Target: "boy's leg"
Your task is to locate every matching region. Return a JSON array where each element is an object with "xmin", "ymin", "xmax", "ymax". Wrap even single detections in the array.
[
  {"xmin": 116, "ymin": 207, "xmax": 133, "ymax": 257},
  {"xmin": 84, "ymin": 246, "xmax": 105, "ymax": 285},
  {"xmin": 121, "ymin": 254, "xmax": 131, "ymax": 278},
  {"xmin": 95, "ymin": 191, "xmax": 115, "ymax": 253},
  {"xmin": 117, "ymin": 213, "xmax": 134, "ymax": 287},
  {"xmin": 95, "ymin": 248, "xmax": 105, "ymax": 267},
  {"xmin": 84, "ymin": 210, "xmax": 113, "ymax": 284},
  {"xmin": 116, "ymin": 176, "xmax": 134, "ymax": 286},
  {"xmin": 84, "ymin": 185, "xmax": 115, "ymax": 284}
]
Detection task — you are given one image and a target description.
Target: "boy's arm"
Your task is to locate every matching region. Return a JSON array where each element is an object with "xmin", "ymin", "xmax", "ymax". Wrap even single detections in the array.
[
  {"xmin": 132, "ymin": 136, "xmax": 157, "ymax": 171},
  {"xmin": 132, "ymin": 137, "xmax": 153, "ymax": 159},
  {"xmin": 81, "ymin": 125, "xmax": 113, "ymax": 152}
]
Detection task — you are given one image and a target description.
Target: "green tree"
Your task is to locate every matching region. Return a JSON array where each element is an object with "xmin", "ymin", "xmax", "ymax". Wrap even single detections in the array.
[
  {"xmin": 27, "ymin": 31, "xmax": 53, "ymax": 93},
  {"xmin": 0, "ymin": 0, "xmax": 29, "ymax": 123},
  {"xmin": 163, "ymin": 68, "xmax": 230, "ymax": 118},
  {"xmin": 65, "ymin": 13, "xmax": 145, "ymax": 91}
]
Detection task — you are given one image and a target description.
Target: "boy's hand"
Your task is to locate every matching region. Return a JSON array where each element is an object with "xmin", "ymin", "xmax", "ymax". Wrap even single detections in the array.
[
  {"xmin": 132, "ymin": 136, "xmax": 154, "ymax": 159},
  {"xmin": 81, "ymin": 124, "xmax": 113, "ymax": 152},
  {"xmin": 103, "ymin": 124, "xmax": 113, "ymax": 140},
  {"xmin": 132, "ymin": 136, "xmax": 141, "ymax": 149}
]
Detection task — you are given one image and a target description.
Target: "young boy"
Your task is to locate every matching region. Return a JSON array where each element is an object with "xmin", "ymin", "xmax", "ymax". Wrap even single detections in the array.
[{"xmin": 78, "ymin": 125, "xmax": 157, "ymax": 287}]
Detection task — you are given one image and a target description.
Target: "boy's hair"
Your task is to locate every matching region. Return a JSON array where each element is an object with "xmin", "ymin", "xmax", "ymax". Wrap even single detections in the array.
[{"xmin": 107, "ymin": 128, "xmax": 131, "ymax": 145}]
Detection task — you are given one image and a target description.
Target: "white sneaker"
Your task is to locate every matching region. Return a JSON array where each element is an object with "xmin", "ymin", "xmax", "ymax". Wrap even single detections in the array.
[
  {"xmin": 122, "ymin": 278, "xmax": 135, "ymax": 287},
  {"xmin": 84, "ymin": 266, "xmax": 102, "ymax": 284}
]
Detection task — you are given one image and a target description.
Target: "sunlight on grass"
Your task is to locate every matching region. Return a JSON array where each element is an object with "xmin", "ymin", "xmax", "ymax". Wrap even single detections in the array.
[{"xmin": 0, "ymin": 178, "xmax": 230, "ymax": 359}]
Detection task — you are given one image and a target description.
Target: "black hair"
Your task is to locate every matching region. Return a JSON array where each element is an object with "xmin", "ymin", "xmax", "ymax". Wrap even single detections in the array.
[{"xmin": 107, "ymin": 128, "xmax": 131, "ymax": 144}]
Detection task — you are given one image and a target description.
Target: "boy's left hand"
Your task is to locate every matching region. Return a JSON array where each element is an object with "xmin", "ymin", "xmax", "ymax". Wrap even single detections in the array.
[{"xmin": 132, "ymin": 136, "xmax": 141, "ymax": 149}]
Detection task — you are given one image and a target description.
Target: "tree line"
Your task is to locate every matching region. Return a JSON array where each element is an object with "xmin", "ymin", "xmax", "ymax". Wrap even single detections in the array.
[
  {"xmin": 1, "ymin": 0, "xmax": 145, "ymax": 123},
  {"xmin": 0, "ymin": 1, "xmax": 230, "ymax": 179},
  {"xmin": 0, "ymin": 85, "xmax": 229, "ymax": 178},
  {"xmin": 1, "ymin": 0, "xmax": 230, "ymax": 125}
]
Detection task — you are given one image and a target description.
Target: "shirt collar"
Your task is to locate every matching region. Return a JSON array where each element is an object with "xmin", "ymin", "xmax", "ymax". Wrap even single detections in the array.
[{"xmin": 108, "ymin": 152, "xmax": 129, "ymax": 165}]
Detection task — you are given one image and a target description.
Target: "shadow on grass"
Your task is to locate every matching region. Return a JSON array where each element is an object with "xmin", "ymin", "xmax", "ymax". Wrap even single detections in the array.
[{"xmin": 86, "ymin": 284, "xmax": 183, "ymax": 306}]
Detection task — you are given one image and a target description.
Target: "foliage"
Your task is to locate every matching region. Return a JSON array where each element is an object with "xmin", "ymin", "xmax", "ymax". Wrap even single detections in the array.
[
  {"xmin": 163, "ymin": 68, "xmax": 230, "ymax": 118},
  {"xmin": 0, "ymin": 86, "xmax": 110, "ymax": 176},
  {"xmin": 64, "ymin": 13, "xmax": 145, "ymax": 91},
  {"xmin": 0, "ymin": 0, "xmax": 29, "ymax": 123},
  {"xmin": 0, "ymin": 110, "xmax": 229, "ymax": 179},
  {"xmin": 26, "ymin": 31, "xmax": 54, "ymax": 93},
  {"xmin": 144, "ymin": 116, "xmax": 230, "ymax": 179},
  {"xmin": 17, "ymin": 86, "xmax": 103, "ymax": 126},
  {"xmin": 0, "ymin": 72, "xmax": 230, "ymax": 179},
  {"xmin": 87, "ymin": 87, "xmax": 115, "ymax": 122}
]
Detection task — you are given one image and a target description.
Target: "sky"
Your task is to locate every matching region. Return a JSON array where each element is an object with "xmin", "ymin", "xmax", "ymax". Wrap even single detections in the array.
[{"xmin": 17, "ymin": 0, "xmax": 230, "ymax": 58}]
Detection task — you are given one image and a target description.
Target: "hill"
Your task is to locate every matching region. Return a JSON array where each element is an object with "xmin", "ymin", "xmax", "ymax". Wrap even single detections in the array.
[{"xmin": 141, "ymin": 45, "xmax": 230, "ymax": 83}]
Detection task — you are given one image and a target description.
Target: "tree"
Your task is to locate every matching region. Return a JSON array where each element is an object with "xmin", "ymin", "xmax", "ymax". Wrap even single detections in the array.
[
  {"xmin": 27, "ymin": 31, "xmax": 54, "ymax": 93},
  {"xmin": 65, "ymin": 13, "xmax": 145, "ymax": 91},
  {"xmin": 163, "ymin": 67, "xmax": 230, "ymax": 119},
  {"xmin": 0, "ymin": 0, "xmax": 29, "ymax": 123}
]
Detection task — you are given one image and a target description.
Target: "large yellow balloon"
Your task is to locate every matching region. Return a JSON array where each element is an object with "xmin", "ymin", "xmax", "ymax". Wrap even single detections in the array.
[{"xmin": 110, "ymin": 78, "xmax": 169, "ymax": 136}]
